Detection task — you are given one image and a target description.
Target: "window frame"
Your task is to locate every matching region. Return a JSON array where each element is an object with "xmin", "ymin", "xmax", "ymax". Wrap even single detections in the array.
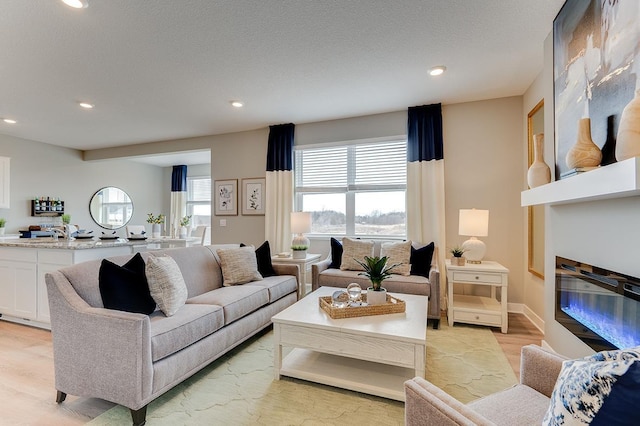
[{"xmin": 186, "ymin": 175, "xmax": 212, "ymax": 226}]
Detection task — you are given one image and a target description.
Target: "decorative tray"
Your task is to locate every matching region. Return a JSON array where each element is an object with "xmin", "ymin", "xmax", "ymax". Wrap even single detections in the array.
[{"xmin": 319, "ymin": 294, "xmax": 406, "ymax": 319}]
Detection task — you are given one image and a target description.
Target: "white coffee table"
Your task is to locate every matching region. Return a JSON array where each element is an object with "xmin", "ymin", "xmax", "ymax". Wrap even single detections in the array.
[{"xmin": 272, "ymin": 286, "xmax": 428, "ymax": 401}]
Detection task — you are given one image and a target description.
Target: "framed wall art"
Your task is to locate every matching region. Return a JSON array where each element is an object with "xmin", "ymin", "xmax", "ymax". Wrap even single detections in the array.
[
  {"xmin": 214, "ymin": 179, "xmax": 237, "ymax": 216},
  {"xmin": 241, "ymin": 177, "xmax": 266, "ymax": 215},
  {"xmin": 553, "ymin": 0, "xmax": 639, "ymax": 178}
]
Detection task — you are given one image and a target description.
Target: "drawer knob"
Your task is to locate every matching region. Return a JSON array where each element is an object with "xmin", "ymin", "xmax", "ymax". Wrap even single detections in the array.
[
  {"xmin": 475, "ymin": 276, "xmax": 480, "ymax": 280},
  {"xmin": 475, "ymin": 315, "xmax": 480, "ymax": 320}
]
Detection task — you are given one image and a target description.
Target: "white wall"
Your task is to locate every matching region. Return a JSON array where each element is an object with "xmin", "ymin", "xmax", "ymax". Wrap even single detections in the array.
[{"xmin": 0, "ymin": 134, "xmax": 165, "ymax": 234}]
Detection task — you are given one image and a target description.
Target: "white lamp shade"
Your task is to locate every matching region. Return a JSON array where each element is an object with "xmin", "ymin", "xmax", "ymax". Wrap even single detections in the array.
[
  {"xmin": 458, "ymin": 209, "xmax": 489, "ymax": 237},
  {"xmin": 291, "ymin": 212, "xmax": 312, "ymax": 234}
]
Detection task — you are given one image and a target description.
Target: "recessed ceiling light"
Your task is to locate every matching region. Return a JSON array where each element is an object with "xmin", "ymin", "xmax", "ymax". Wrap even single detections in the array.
[
  {"xmin": 2, "ymin": 118, "xmax": 17, "ymax": 124},
  {"xmin": 79, "ymin": 102, "xmax": 94, "ymax": 109},
  {"xmin": 62, "ymin": 0, "xmax": 88, "ymax": 8},
  {"xmin": 429, "ymin": 65, "xmax": 447, "ymax": 76},
  {"xmin": 230, "ymin": 101, "xmax": 244, "ymax": 108}
]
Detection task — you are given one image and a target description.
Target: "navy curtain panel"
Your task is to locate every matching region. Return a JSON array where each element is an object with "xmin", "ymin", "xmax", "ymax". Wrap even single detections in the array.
[
  {"xmin": 171, "ymin": 165, "xmax": 188, "ymax": 192},
  {"xmin": 407, "ymin": 103, "xmax": 443, "ymax": 162},
  {"xmin": 266, "ymin": 123, "xmax": 295, "ymax": 171}
]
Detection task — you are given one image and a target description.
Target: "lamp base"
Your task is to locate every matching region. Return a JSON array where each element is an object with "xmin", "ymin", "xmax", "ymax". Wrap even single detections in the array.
[{"xmin": 461, "ymin": 237, "xmax": 486, "ymax": 263}]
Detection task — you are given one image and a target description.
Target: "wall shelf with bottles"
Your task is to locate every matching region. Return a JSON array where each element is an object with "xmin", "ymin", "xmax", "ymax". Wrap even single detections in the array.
[{"xmin": 31, "ymin": 198, "xmax": 65, "ymax": 217}]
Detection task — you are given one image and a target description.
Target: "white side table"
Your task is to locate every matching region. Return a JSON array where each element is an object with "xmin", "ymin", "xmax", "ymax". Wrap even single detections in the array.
[
  {"xmin": 445, "ymin": 260, "xmax": 509, "ymax": 333},
  {"xmin": 272, "ymin": 253, "xmax": 321, "ymax": 299}
]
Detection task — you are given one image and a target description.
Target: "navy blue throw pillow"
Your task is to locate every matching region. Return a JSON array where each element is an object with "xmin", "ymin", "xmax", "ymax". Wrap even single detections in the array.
[
  {"xmin": 255, "ymin": 241, "xmax": 276, "ymax": 277},
  {"xmin": 99, "ymin": 252, "xmax": 156, "ymax": 314},
  {"xmin": 410, "ymin": 242, "xmax": 435, "ymax": 277},
  {"xmin": 330, "ymin": 237, "xmax": 343, "ymax": 269}
]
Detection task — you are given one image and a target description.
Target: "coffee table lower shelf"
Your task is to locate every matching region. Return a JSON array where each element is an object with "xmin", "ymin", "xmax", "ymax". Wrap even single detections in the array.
[{"xmin": 278, "ymin": 348, "xmax": 413, "ymax": 401}]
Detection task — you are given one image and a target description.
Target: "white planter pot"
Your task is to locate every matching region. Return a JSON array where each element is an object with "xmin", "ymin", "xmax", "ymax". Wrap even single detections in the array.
[
  {"xmin": 292, "ymin": 250, "xmax": 307, "ymax": 259},
  {"xmin": 0, "ymin": 227, "xmax": 4, "ymax": 236},
  {"xmin": 366, "ymin": 288, "xmax": 387, "ymax": 305},
  {"xmin": 152, "ymin": 224, "xmax": 162, "ymax": 238},
  {"xmin": 179, "ymin": 226, "xmax": 188, "ymax": 239}
]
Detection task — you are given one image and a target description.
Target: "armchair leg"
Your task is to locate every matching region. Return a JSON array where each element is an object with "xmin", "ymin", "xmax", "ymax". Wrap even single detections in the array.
[
  {"xmin": 131, "ymin": 406, "xmax": 147, "ymax": 426},
  {"xmin": 432, "ymin": 318, "xmax": 440, "ymax": 329},
  {"xmin": 55, "ymin": 391, "xmax": 67, "ymax": 403}
]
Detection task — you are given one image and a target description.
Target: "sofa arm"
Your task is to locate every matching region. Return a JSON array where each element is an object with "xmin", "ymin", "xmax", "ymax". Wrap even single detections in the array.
[
  {"xmin": 311, "ymin": 256, "xmax": 332, "ymax": 291},
  {"xmin": 404, "ymin": 377, "xmax": 495, "ymax": 426},
  {"xmin": 272, "ymin": 263, "xmax": 300, "ymax": 286},
  {"xmin": 45, "ymin": 270, "xmax": 153, "ymax": 410},
  {"xmin": 520, "ymin": 344, "xmax": 567, "ymax": 398}
]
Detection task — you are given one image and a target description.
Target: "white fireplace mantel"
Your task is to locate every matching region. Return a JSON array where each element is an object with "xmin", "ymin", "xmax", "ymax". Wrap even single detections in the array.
[{"xmin": 521, "ymin": 157, "xmax": 640, "ymax": 207}]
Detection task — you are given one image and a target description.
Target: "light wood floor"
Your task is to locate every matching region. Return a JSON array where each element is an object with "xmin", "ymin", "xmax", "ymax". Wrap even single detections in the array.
[{"xmin": 0, "ymin": 313, "xmax": 543, "ymax": 425}]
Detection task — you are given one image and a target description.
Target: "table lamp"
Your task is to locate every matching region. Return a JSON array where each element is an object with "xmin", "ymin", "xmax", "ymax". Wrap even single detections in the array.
[
  {"xmin": 291, "ymin": 212, "xmax": 311, "ymax": 259},
  {"xmin": 459, "ymin": 209, "xmax": 489, "ymax": 264}
]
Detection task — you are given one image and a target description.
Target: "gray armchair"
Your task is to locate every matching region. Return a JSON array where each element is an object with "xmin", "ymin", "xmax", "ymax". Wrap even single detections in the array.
[{"xmin": 404, "ymin": 345, "xmax": 566, "ymax": 425}]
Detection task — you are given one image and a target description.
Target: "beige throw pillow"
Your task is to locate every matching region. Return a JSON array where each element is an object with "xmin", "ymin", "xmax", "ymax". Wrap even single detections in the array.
[
  {"xmin": 216, "ymin": 247, "xmax": 263, "ymax": 286},
  {"xmin": 145, "ymin": 254, "xmax": 188, "ymax": 316},
  {"xmin": 340, "ymin": 237, "xmax": 374, "ymax": 271},
  {"xmin": 380, "ymin": 240, "xmax": 412, "ymax": 276}
]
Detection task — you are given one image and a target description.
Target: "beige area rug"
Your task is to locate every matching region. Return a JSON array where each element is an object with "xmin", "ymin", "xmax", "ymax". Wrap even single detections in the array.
[{"xmin": 89, "ymin": 322, "xmax": 516, "ymax": 425}]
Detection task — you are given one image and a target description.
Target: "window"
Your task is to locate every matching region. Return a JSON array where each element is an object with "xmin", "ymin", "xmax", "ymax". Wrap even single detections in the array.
[
  {"xmin": 186, "ymin": 177, "xmax": 211, "ymax": 227},
  {"xmin": 294, "ymin": 139, "xmax": 407, "ymax": 237}
]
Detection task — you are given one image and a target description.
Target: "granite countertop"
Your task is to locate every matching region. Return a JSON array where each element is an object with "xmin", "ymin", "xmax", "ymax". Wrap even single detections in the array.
[{"xmin": 0, "ymin": 238, "xmax": 143, "ymax": 250}]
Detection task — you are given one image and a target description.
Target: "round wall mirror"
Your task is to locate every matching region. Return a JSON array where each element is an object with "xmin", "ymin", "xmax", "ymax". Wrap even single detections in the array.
[{"xmin": 89, "ymin": 187, "xmax": 134, "ymax": 229}]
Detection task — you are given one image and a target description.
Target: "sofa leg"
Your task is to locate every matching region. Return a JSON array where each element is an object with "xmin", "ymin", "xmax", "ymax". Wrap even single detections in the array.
[
  {"xmin": 131, "ymin": 406, "xmax": 147, "ymax": 426},
  {"xmin": 56, "ymin": 391, "xmax": 67, "ymax": 403},
  {"xmin": 432, "ymin": 318, "xmax": 440, "ymax": 330}
]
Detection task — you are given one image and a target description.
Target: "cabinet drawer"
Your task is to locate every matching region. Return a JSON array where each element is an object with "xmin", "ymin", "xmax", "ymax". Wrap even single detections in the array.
[
  {"xmin": 0, "ymin": 248, "xmax": 37, "ymax": 262},
  {"xmin": 452, "ymin": 271, "xmax": 503, "ymax": 284},
  {"xmin": 38, "ymin": 250, "xmax": 73, "ymax": 265},
  {"xmin": 454, "ymin": 309, "xmax": 501, "ymax": 325}
]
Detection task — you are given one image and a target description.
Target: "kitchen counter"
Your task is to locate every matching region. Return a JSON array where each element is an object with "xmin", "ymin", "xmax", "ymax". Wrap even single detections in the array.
[{"xmin": 0, "ymin": 236, "xmax": 201, "ymax": 250}]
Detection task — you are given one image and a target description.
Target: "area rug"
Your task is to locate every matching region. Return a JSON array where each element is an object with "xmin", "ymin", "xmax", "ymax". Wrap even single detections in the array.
[{"xmin": 88, "ymin": 322, "xmax": 516, "ymax": 425}]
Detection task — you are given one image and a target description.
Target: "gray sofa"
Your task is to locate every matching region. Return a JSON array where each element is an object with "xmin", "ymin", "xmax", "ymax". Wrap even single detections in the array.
[
  {"xmin": 45, "ymin": 244, "xmax": 298, "ymax": 426},
  {"xmin": 312, "ymin": 242, "xmax": 440, "ymax": 328},
  {"xmin": 404, "ymin": 344, "xmax": 566, "ymax": 425}
]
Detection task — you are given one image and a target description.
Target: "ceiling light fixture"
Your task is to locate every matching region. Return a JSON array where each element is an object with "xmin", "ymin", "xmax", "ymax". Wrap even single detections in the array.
[
  {"xmin": 2, "ymin": 118, "xmax": 17, "ymax": 124},
  {"xmin": 79, "ymin": 102, "xmax": 94, "ymax": 109},
  {"xmin": 230, "ymin": 101, "xmax": 244, "ymax": 108},
  {"xmin": 429, "ymin": 65, "xmax": 447, "ymax": 76},
  {"xmin": 61, "ymin": 0, "xmax": 88, "ymax": 8}
]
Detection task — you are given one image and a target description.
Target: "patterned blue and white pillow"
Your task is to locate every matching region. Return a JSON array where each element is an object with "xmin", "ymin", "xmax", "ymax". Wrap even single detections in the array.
[{"xmin": 543, "ymin": 346, "xmax": 640, "ymax": 425}]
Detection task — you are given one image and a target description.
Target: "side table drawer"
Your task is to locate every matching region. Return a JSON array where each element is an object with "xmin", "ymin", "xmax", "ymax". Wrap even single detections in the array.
[
  {"xmin": 453, "ymin": 310, "xmax": 501, "ymax": 326},
  {"xmin": 452, "ymin": 271, "xmax": 502, "ymax": 284}
]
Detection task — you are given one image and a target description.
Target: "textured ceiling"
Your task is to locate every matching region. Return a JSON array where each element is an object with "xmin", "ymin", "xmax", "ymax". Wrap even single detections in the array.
[{"xmin": 0, "ymin": 0, "xmax": 565, "ymax": 151}]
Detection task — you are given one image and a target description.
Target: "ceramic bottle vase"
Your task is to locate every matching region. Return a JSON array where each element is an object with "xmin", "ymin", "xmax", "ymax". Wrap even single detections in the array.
[
  {"xmin": 566, "ymin": 118, "xmax": 602, "ymax": 169},
  {"xmin": 616, "ymin": 89, "xmax": 640, "ymax": 161},
  {"xmin": 527, "ymin": 133, "xmax": 551, "ymax": 188}
]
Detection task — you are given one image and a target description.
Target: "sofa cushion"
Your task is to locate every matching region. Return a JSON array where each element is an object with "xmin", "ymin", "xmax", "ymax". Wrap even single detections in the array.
[
  {"xmin": 249, "ymin": 275, "xmax": 297, "ymax": 303},
  {"xmin": 99, "ymin": 253, "xmax": 156, "ymax": 314},
  {"xmin": 468, "ymin": 384, "xmax": 550, "ymax": 425},
  {"xmin": 543, "ymin": 346, "xmax": 640, "ymax": 425},
  {"xmin": 255, "ymin": 241, "xmax": 277, "ymax": 277},
  {"xmin": 380, "ymin": 240, "xmax": 412, "ymax": 276},
  {"xmin": 146, "ymin": 254, "xmax": 188, "ymax": 316},
  {"xmin": 340, "ymin": 237, "xmax": 374, "ymax": 271},
  {"xmin": 317, "ymin": 268, "xmax": 430, "ymax": 296},
  {"xmin": 152, "ymin": 246, "xmax": 223, "ymax": 297},
  {"xmin": 217, "ymin": 247, "xmax": 263, "ymax": 286},
  {"xmin": 186, "ymin": 285, "xmax": 269, "ymax": 325},
  {"xmin": 410, "ymin": 241, "xmax": 435, "ymax": 277},
  {"xmin": 149, "ymin": 303, "xmax": 224, "ymax": 362},
  {"xmin": 329, "ymin": 237, "xmax": 343, "ymax": 269}
]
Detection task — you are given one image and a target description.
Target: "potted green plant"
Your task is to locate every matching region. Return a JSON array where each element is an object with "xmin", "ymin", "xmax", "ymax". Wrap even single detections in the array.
[
  {"xmin": 290, "ymin": 244, "xmax": 308, "ymax": 259},
  {"xmin": 355, "ymin": 256, "xmax": 400, "ymax": 305},
  {"xmin": 450, "ymin": 246, "xmax": 467, "ymax": 266},
  {"xmin": 61, "ymin": 214, "xmax": 71, "ymax": 225},
  {"xmin": 179, "ymin": 215, "xmax": 191, "ymax": 238},
  {"xmin": 0, "ymin": 218, "xmax": 6, "ymax": 236},
  {"xmin": 147, "ymin": 213, "xmax": 165, "ymax": 237}
]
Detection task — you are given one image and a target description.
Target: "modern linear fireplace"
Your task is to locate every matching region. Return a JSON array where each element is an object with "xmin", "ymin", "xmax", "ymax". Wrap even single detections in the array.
[{"xmin": 555, "ymin": 256, "xmax": 640, "ymax": 351}]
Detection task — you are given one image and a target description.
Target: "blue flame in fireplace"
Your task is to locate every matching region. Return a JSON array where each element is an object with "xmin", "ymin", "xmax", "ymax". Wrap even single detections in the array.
[{"xmin": 562, "ymin": 303, "xmax": 640, "ymax": 349}]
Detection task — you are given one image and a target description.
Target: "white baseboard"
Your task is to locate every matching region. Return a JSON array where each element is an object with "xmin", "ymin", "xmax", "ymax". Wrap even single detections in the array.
[{"xmin": 507, "ymin": 303, "xmax": 545, "ymax": 334}]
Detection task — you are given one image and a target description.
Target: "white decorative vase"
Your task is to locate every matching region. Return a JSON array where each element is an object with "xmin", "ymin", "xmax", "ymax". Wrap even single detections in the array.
[
  {"xmin": 566, "ymin": 118, "xmax": 602, "ymax": 169},
  {"xmin": 0, "ymin": 227, "xmax": 5, "ymax": 236},
  {"xmin": 179, "ymin": 226, "xmax": 188, "ymax": 239},
  {"xmin": 366, "ymin": 288, "xmax": 387, "ymax": 305},
  {"xmin": 616, "ymin": 89, "xmax": 640, "ymax": 161},
  {"xmin": 527, "ymin": 133, "xmax": 551, "ymax": 188},
  {"xmin": 292, "ymin": 249, "xmax": 306, "ymax": 259},
  {"xmin": 152, "ymin": 224, "xmax": 161, "ymax": 238}
]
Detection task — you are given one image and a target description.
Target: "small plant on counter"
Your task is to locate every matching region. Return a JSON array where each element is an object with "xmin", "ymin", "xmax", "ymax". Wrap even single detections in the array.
[
  {"xmin": 449, "ymin": 246, "xmax": 466, "ymax": 258},
  {"xmin": 61, "ymin": 214, "xmax": 71, "ymax": 225},
  {"xmin": 0, "ymin": 218, "xmax": 6, "ymax": 228},
  {"xmin": 147, "ymin": 213, "xmax": 165, "ymax": 224},
  {"xmin": 180, "ymin": 215, "xmax": 192, "ymax": 227},
  {"xmin": 355, "ymin": 256, "xmax": 400, "ymax": 291}
]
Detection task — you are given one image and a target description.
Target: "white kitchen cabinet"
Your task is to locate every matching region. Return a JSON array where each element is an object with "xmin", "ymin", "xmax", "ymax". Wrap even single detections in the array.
[
  {"xmin": 0, "ymin": 249, "xmax": 38, "ymax": 321},
  {"xmin": 0, "ymin": 156, "xmax": 9, "ymax": 208}
]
